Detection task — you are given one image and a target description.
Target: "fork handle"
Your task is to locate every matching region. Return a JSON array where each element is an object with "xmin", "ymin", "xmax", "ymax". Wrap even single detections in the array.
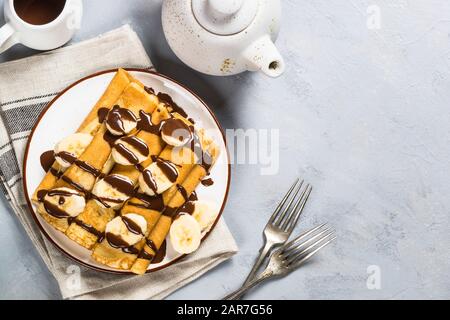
[
  {"xmin": 223, "ymin": 270, "xmax": 273, "ymax": 300},
  {"xmin": 243, "ymin": 242, "xmax": 273, "ymax": 286}
]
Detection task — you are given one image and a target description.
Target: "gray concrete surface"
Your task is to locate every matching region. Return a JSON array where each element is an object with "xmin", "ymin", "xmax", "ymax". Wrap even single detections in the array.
[{"xmin": 0, "ymin": 0, "xmax": 449, "ymax": 299}]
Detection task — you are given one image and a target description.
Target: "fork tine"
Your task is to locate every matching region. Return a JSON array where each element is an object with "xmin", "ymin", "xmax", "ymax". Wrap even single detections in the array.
[
  {"xmin": 274, "ymin": 179, "xmax": 304, "ymax": 226},
  {"xmin": 280, "ymin": 184, "xmax": 312, "ymax": 232},
  {"xmin": 282, "ymin": 223, "xmax": 328, "ymax": 252},
  {"xmin": 287, "ymin": 231, "xmax": 335, "ymax": 265},
  {"xmin": 290, "ymin": 236, "xmax": 336, "ymax": 268},
  {"xmin": 283, "ymin": 227, "xmax": 332, "ymax": 258},
  {"xmin": 268, "ymin": 178, "xmax": 301, "ymax": 224},
  {"xmin": 278, "ymin": 184, "xmax": 308, "ymax": 230}
]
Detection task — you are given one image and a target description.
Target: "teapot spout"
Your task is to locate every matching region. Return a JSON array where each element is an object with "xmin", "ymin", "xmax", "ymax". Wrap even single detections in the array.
[{"xmin": 243, "ymin": 35, "xmax": 285, "ymax": 78}]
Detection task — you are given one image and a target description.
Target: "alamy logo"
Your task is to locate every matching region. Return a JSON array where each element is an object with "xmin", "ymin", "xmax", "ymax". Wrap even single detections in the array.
[
  {"xmin": 226, "ymin": 128, "xmax": 280, "ymax": 176},
  {"xmin": 66, "ymin": 7, "xmax": 82, "ymax": 30},
  {"xmin": 65, "ymin": 265, "xmax": 81, "ymax": 291},
  {"xmin": 366, "ymin": 5, "xmax": 381, "ymax": 30},
  {"xmin": 366, "ymin": 265, "xmax": 381, "ymax": 290}
]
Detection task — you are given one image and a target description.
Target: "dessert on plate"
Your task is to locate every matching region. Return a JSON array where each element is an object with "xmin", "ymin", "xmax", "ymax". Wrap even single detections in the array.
[{"xmin": 32, "ymin": 69, "xmax": 220, "ymax": 274}]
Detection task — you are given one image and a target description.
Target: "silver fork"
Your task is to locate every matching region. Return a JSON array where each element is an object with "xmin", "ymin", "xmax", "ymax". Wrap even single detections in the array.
[
  {"xmin": 243, "ymin": 178, "xmax": 313, "ymax": 285},
  {"xmin": 224, "ymin": 224, "xmax": 335, "ymax": 300}
]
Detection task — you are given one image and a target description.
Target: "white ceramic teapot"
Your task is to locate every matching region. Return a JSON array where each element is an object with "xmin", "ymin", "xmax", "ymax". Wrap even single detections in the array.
[{"xmin": 162, "ymin": 0, "xmax": 285, "ymax": 77}]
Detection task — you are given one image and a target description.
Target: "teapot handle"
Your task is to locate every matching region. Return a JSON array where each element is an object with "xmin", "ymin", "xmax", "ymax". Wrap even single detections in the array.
[{"xmin": 243, "ymin": 35, "xmax": 285, "ymax": 78}]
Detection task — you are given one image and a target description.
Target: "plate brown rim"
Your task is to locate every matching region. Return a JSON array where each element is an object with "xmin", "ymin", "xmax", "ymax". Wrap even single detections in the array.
[{"xmin": 22, "ymin": 68, "xmax": 231, "ymax": 275}]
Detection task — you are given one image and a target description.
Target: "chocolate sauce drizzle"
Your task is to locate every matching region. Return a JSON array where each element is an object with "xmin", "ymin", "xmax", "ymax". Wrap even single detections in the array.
[
  {"xmin": 179, "ymin": 201, "xmax": 195, "ymax": 215},
  {"xmin": 136, "ymin": 110, "xmax": 161, "ymax": 135},
  {"xmin": 47, "ymin": 189, "xmax": 79, "ymax": 198},
  {"xmin": 187, "ymin": 125, "xmax": 213, "ymax": 172},
  {"xmin": 37, "ymin": 189, "xmax": 48, "ymax": 202},
  {"xmin": 125, "ymin": 136, "xmax": 149, "ymax": 157},
  {"xmin": 97, "ymin": 107, "xmax": 109, "ymax": 123},
  {"xmin": 129, "ymin": 193, "xmax": 165, "ymax": 211},
  {"xmin": 40, "ymin": 150, "xmax": 55, "ymax": 172},
  {"xmin": 144, "ymin": 86, "xmax": 155, "ymax": 95},
  {"xmin": 141, "ymin": 169, "xmax": 158, "ymax": 194},
  {"xmin": 56, "ymin": 151, "xmax": 105, "ymax": 178},
  {"xmin": 59, "ymin": 175, "xmax": 111, "ymax": 209},
  {"xmin": 123, "ymin": 246, "xmax": 140, "ymax": 255},
  {"xmin": 114, "ymin": 136, "xmax": 149, "ymax": 165},
  {"xmin": 157, "ymin": 92, "xmax": 188, "ymax": 118},
  {"xmin": 68, "ymin": 217, "xmax": 104, "ymax": 242},
  {"xmin": 49, "ymin": 167, "xmax": 63, "ymax": 179},
  {"xmin": 138, "ymin": 239, "xmax": 166, "ymax": 263},
  {"xmin": 163, "ymin": 206, "xmax": 179, "ymax": 219},
  {"xmin": 55, "ymin": 151, "xmax": 76, "ymax": 164},
  {"xmin": 105, "ymin": 105, "xmax": 137, "ymax": 134},
  {"xmin": 43, "ymin": 200, "xmax": 70, "ymax": 218},
  {"xmin": 137, "ymin": 250, "xmax": 154, "ymax": 261},
  {"xmin": 152, "ymin": 240, "xmax": 166, "ymax": 264},
  {"xmin": 189, "ymin": 191, "xmax": 198, "ymax": 201},
  {"xmin": 104, "ymin": 215, "xmax": 143, "ymax": 254},
  {"xmin": 140, "ymin": 156, "xmax": 179, "ymax": 195},
  {"xmin": 201, "ymin": 178, "xmax": 214, "ymax": 186},
  {"xmin": 146, "ymin": 238, "xmax": 158, "ymax": 252},
  {"xmin": 103, "ymin": 130, "xmax": 120, "ymax": 147},
  {"xmin": 89, "ymin": 175, "xmax": 135, "ymax": 209},
  {"xmin": 122, "ymin": 216, "xmax": 144, "ymax": 235},
  {"xmin": 159, "ymin": 188, "xmax": 198, "ymax": 219},
  {"xmin": 152, "ymin": 156, "xmax": 179, "ymax": 182},
  {"xmin": 40, "ymin": 151, "xmax": 65, "ymax": 180},
  {"xmin": 103, "ymin": 175, "xmax": 134, "ymax": 196},
  {"xmin": 61, "ymin": 175, "xmax": 86, "ymax": 194},
  {"xmin": 40, "ymin": 148, "xmax": 105, "ymax": 181},
  {"xmin": 176, "ymin": 184, "xmax": 189, "ymax": 202},
  {"xmin": 161, "ymin": 118, "xmax": 192, "ymax": 143},
  {"xmin": 105, "ymin": 233, "xmax": 139, "ymax": 254}
]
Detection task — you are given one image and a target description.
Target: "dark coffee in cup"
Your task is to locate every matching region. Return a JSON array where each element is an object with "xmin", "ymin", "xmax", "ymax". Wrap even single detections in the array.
[{"xmin": 14, "ymin": 0, "xmax": 67, "ymax": 25}]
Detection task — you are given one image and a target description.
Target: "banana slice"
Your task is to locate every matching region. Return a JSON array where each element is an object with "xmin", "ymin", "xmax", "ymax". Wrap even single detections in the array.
[
  {"xmin": 112, "ymin": 136, "xmax": 149, "ymax": 166},
  {"xmin": 54, "ymin": 133, "xmax": 93, "ymax": 168},
  {"xmin": 92, "ymin": 174, "xmax": 133, "ymax": 209},
  {"xmin": 169, "ymin": 214, "xmax": 202, "ymax": 254},
  {"xmin": 189, "ymin": 200, "xmax": 218, "ymax": 234},
  {"xmin": 161, "ymin": 118, "xmax": 193, "ymax": 147},
  {"xmin": 138, "ymin": 160, "xmax": 178, "ymax": 196},
  {"xmin": 43, "ymin": 187, "xmax": 86, "ymax": 218},
  {"xmin": 105, "ymin": 214, "xmax": 147, "ymax": 247},
  {"xmin": 105, "ymin": 105, "xmax": 138, "ymax": 136}
]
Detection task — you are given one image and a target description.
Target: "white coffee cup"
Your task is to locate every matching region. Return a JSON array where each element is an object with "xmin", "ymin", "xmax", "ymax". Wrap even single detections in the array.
[{"xmin": 0, "ymin": 0, "xmax": 83, "ymax": 54}]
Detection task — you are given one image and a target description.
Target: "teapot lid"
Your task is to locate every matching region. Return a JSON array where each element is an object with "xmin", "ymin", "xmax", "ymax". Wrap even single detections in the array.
[{"xmin": 192, "ymin": 0, "xmax": 258, "ymax": 35}]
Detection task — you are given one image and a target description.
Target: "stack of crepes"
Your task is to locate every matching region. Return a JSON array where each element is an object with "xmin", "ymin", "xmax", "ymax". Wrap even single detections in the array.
[{"xmin": 32, "ymin": 68, "xmax": 220, "ymax": 274}]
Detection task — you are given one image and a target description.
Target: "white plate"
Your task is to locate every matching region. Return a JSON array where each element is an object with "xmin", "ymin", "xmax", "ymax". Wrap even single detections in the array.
[{"xmin": 23, "ymin": 69, "xmax": 230, "ymax": 274}]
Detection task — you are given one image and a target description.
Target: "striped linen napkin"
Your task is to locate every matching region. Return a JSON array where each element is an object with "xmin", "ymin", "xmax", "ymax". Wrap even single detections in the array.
[{"xmin": 0, "ymin": 24, "xmax": 237, "ymax": 299}]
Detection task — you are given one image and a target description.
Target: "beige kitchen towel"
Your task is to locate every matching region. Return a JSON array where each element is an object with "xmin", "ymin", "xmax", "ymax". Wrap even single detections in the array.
[{"xmin": 0, "ymin": 24, "xmax": 238, "ymax": 300}]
